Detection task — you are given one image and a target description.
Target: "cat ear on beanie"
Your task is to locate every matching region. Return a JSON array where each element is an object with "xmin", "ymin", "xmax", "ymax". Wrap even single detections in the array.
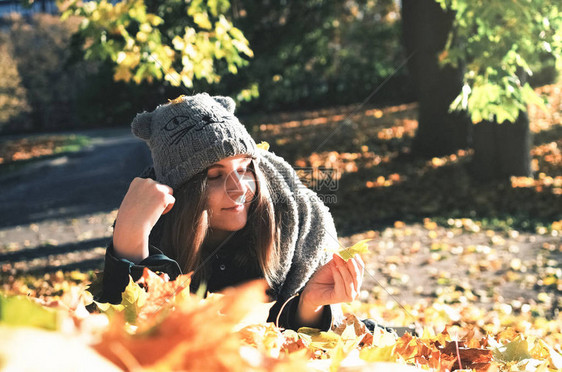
[
  {"xmin": 131, "ymin": 111, "xmax": 153, "ymax": 140},
  {"xmin": 213, "ymin": 96, "xmax": 236, "ymax": 114}
]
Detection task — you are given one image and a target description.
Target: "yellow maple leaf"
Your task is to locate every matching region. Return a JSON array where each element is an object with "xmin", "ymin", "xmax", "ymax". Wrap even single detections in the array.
[{"xmin": 336, "ymin": 239, "xmax": 372, "ymax": 261}]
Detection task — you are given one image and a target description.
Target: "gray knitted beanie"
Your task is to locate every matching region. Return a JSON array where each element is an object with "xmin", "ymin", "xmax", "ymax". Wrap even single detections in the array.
[{"xmin": 130, "ymin": 93, "xmax": 258, "ymax": 189}]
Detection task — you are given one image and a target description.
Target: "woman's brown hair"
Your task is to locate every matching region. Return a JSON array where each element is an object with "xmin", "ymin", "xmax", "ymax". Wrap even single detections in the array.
[{"xmin": 159, "ymin": 158, "xmax": 282, "ymax": 289}]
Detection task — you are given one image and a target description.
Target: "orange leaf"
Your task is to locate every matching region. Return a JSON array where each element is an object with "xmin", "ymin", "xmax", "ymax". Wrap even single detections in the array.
[{"xmin": 92, "ymin": 279, "xmax": 271, "ymax": 371}]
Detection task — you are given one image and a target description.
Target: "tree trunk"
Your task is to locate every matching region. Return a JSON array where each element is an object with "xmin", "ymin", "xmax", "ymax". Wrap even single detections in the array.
[
  {"xmin": 470, "ymin": 111, "xmax": 532, "ymax": 181},
  {"xmin": 401, "ymin": 0, "xmax": 471, "ymax": 157}
]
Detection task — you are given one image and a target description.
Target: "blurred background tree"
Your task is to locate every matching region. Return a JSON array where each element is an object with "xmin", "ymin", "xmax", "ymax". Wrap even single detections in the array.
[
  {"xmin": 205, "ymin": 0, "xmax": 409, "ymax": 112},
  {"xmin": 0, "ymin": 13, "xmax": 88, "ymax": 133},
  {"xmin": 403, "ymin": 0, "xmax": 561, "ymax": 180},
  {"xmin": 0, "ymin": 32, "xmax": 31, "ymax": 131},
  {"xmin": 402, "ymin": 0, "xmax": 471, "ymax": 158},
  {"xmin": 0, "ymin": 10, "xmax": 159, "ymax": 133}
]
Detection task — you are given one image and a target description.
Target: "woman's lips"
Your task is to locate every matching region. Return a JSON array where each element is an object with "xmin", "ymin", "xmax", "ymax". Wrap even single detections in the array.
[{"xmin": 223, "ymin": 204, "xmax": 244, "ymax": 212}]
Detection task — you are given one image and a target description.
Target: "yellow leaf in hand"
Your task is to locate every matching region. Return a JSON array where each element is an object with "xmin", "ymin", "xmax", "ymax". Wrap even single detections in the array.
[{"xmin": 338, "ymin": 239, "xmax": 371, "ymax": 261}]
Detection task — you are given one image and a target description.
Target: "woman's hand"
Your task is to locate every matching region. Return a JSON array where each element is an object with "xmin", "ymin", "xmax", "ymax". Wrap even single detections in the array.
[
  {"xmin": 113, "ymin": 177, "xmax": 175, "ymax": 263},
  {"xmin": 297, "ymin": 253, "xmax": 365, "ymax": 325}
]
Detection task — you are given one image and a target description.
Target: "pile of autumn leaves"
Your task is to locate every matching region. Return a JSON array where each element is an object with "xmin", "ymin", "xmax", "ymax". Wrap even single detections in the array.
[{"xmin": 1, "ymin": 265, "xmax": 561, "ymax": 372}]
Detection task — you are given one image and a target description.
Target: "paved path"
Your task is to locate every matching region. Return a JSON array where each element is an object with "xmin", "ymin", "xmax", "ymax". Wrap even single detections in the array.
[
  {"xmin": 0, "ymin": 128, "xmax": 152, "ymax": 274},
  {"xmin": 0, "ymin": 128, "xmax": 151, "ymax": 227}
]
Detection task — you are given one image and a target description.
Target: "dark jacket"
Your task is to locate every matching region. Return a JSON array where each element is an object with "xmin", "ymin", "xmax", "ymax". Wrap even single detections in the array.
[{"xmin": 99, "ymin": 239, "xmax": 334, "ymax": 331}]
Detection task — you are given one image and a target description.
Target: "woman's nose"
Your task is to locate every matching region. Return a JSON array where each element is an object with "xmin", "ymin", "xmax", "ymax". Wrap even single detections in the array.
[{"xmin": 226, "ymin": 171, "xmax": 256, "ymax": 201}]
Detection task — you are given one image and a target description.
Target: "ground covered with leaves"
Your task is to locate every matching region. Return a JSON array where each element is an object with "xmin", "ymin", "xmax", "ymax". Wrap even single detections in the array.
[
  {"xmin": 1, "ymin": 265, "xmax": 561, "ymax": 371},
  {"xmin": 0, "ymin": 84, "xmax": 561, "ymax": 370},
  {"xmin": 0, "ymin": 134, "xmax": 90, "ymax": 170}
]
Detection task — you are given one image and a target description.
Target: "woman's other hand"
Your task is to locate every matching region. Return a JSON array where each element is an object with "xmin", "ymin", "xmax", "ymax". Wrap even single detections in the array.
[
  {"xmin": 298, "ymin": 253, "xmax": 365, "ymax": 325},
  {"xmin": 113, "ymin": 177, "xmax": 175, "ymax": 263}
]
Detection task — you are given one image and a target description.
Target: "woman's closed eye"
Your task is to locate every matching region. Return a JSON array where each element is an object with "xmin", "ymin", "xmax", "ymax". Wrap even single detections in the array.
[
  {"xmin": 207, "ymin": 168, "xmax": 253, "ymax": 181},
  {"xmin": 207, "ymin": 173, "xmax": 223, "ymax": 180}
]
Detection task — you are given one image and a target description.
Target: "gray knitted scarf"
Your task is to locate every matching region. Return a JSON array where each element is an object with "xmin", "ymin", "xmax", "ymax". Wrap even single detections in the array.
[{"xmin": 256, "ymin": 149, "xmax": 340, "ymax": 300}]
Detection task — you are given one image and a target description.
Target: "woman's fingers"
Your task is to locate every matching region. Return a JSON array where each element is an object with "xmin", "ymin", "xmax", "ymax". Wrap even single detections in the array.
[
  {"xmin": 353, "ymin": 255, "xmax": 365, "ymax": 288},
  {"xmin": 355, "ymin": 254, "xmax": 365, "ymax": 272},
  {"xmin": 134, "ymin": 179, "xmax": 175, "ymax": 214},
  {"xmin": 153, "ymin": 180, "xmax": 173, "ymax": 193},
  {"xmin": 330, "ymin": 255, "xmax": 349, "ymax": 301},
  {"xmin": 346, "ymin": 256, "xmax": 362, "ymax": 292},
  {"xmin": 331, "ymin": 253, "xmax": 366, "ymax": 302},
  {"xmin": 155, "ymin": 183, "xmax": 176, "ymax": 215},
  {"xmin": 118, "ymin": 178, "xmax": 176, "ymax": 232},
  {"xmin": 333, "ymin": 254, "xmax": 357, "ymax": 300},
  {"xmin": 303, "ymin": 253, "xmax": 368, "ymax": 306},
  {"xmin": 161, "ymin": 193, "xmax": 176, "ymax": 215}
]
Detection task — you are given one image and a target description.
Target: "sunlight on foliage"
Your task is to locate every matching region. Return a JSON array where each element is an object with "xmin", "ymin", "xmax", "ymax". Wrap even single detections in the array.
[
  {"xmin": 58, "ymin": 0, "xmax": 252, "ymax": 87},
  {"xmin": 435, "ymin": 0, "xmax": 562, "ymax": 124}
]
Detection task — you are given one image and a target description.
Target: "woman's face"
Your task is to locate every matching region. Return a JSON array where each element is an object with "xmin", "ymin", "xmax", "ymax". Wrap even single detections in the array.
[{"xmin": 205, "ymin": 155, "xmax": 257, "ymax": 235}]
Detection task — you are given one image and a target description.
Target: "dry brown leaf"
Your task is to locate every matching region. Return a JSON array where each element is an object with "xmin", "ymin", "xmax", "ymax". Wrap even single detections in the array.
[{"xmin": 333, "ymin": 314, "xmax": 368, "ymax": 339}]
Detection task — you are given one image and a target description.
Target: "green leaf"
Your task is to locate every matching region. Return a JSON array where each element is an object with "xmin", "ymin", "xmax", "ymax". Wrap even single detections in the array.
[
  {"xmin": 192, "ymin": 12, "xmax": 212, "ymax": 30},
  {"xmin": 95, "ymin": 276, "xmax": 147, "ymax": 324},
  {"xmin": 0, "ymin": 294, "xmax": 58, "ymax": 330},
  {"xmin": 492, "ymin": 336, "xmax": 532, "ymax": 362},
  {"xmin": 120, "ymin": 276, "xmax": 148, "ymax": 323},
  {"xmin": 521, "ymin": 83, "xmax": 546, "ymax": 109},
  {"xmin": 495, "ymin": 106, "xmax": 516, "ymax": 124}
]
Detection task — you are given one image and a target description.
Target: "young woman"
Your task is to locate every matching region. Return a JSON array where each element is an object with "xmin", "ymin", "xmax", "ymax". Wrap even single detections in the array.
[{"xmin": 99, "ymin": 93, "xmax": 364, "ymax": 331}]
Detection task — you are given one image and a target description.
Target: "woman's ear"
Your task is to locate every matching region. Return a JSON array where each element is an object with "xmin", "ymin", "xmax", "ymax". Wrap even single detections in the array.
[
  {"xmin": 131, "ymin": 111, "xmax": 153, "ymax": 140},
  {"xmin": 213, "ymin": 96, "xmax": 236, "ymax": 114}
]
